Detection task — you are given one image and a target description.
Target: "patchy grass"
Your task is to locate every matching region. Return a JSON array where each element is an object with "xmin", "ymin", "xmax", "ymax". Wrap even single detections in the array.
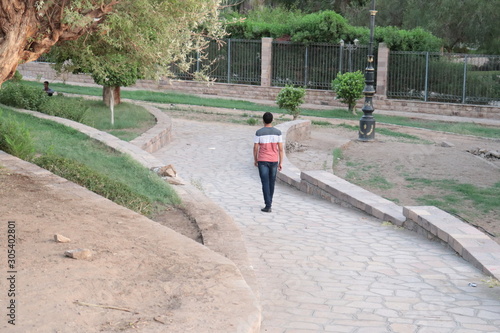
[
  {"xmin": 82, "ymin": 101, "xmax": 155, "ymax": 141},
  {"xmin": 332, "ymin": 147, "xmax": 343, "ymax": 168},
  {"xmin": 407, "ymin": 177, "xmax": 500, "ymax": 216}
]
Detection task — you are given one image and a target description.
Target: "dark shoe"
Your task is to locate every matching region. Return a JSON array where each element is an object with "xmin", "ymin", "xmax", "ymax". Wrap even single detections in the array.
[{"xmin": 261, "ymin": 207, "xmax": 272, "ymax": 213}]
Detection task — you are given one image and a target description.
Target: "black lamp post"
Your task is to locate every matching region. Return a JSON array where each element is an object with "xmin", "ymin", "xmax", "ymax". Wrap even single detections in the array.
[{"xmin": 358, "ymin": 0, "xmax": 377, "ymax": 141}]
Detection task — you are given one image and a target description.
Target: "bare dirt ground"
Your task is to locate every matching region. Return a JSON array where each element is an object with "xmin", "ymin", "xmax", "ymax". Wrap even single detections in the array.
[
  {"xmin": 286, "ymin": 119, "xmax": 500, "ymax": 243},
  {"xmin": 0, "ymin": 165, "xmax": 254, "ymax": 333}
]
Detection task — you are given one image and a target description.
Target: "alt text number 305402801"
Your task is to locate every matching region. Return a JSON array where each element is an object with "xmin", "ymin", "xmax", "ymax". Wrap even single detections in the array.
[{"xmin": 6, "ymin": 221, "xmax": 17, "ymax": 326}]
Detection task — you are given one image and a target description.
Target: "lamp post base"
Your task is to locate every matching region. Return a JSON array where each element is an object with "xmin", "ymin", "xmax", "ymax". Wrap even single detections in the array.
[{"xmin": 358, "ymin": 116, "xmax": 376, "ymax": 141}]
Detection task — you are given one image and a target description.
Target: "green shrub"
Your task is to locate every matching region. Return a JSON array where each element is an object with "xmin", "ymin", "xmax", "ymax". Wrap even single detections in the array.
[
  {"xmin": 223, "ymin": 8, "xmax": 442, "ymax": 50},
  {"xmin": 10, "ymin": 71, "xmax": 23, "ymax": 82},
  {"xmin": 373, "ymin": 27, "xmax": 441, "ymax": 51},
  {"xmin": 0, "ymin": 112, "xmax": 35, "ymax": 161},
  {"xmin": 246, "ymin": 117, "xmax": 258, "ymax": 125},
  {"xmin": 290, "ymin": 11, "xmax": 349, "ymax": 43},
  {"xmin": 0, "ymin": 82, "xmax": 47, "ymax": 110},
  {"xmin": 39, "ymin": 96, "xmax": 90, "ymax": 122},
  {"xmin": 332, "ymin": 71, "xmax": 365, "ymax": 114},
  {"xmin": 276, "ymin": 85, "xmax": 306, "ymax": 120},
  {"xmin": 34, "ymin": 154, "xmax": 153, "ymax": 215}
]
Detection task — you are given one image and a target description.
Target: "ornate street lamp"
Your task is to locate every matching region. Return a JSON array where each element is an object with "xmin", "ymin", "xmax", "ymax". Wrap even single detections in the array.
[
  {"xmin": 339, "ymin": 39, "xmax": 359, "ymax": 73},
  {"xmin": 358, "ymin": 0, "xmax": 377, "ymax": 141}
]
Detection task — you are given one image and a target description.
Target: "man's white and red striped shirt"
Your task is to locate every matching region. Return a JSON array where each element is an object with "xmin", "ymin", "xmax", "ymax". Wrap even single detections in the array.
[{"xmin": 254, "ymin": 127, "xmax": 283, "ymax": 162}]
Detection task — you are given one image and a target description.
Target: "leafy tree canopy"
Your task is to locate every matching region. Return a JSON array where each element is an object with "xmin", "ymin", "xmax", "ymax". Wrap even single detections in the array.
[
  {"xmin": 50, "ymin": 0, "xmax": 225, "ymax": 85},
  {"xmin": 0, "ymin": 0, "xmax": 224, "ymax": 85}
]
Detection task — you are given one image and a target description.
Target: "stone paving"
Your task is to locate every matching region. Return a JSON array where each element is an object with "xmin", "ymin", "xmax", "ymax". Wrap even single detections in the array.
[{"xmin": 154, "ymin": 119, "xmax": 500, "ymax": 333}]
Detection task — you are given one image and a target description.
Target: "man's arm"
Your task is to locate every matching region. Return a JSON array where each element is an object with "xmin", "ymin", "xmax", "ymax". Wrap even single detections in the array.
[
  {"xmin": 253, "ymin": 143, "xmax": 259, "ymax": 167},
  {"xmin": 278, "ymin": 142, "xmax": 284, "ymax": 171}
]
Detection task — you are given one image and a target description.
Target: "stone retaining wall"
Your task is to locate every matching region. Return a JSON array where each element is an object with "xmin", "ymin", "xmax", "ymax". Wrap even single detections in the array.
[{"xmin": 129, "ymin": 103, "xmax": 172, "ymax": 153}]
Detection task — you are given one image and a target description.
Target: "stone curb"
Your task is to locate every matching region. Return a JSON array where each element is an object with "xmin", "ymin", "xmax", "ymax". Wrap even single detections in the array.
[
  {"xmin": 404, "ymin": 206, "xmax": 500, "ymax": 280},
  {"xmin": 276, "ymin": 120, "xmax": 500, "ymax": 281},
  {"xmin": 129, "ymin": 103, "xmax": 172, "ymax": 153},
  {"xmin": 4, "ymin": 105, "xmax": 261, "ymax": 332}
]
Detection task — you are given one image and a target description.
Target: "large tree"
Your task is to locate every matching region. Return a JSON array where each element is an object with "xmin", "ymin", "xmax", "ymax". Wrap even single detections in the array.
[
  {"xmin": 0, "ymin": 0, "xmax": 224, "ymax": 86},
  {"xmin": 49, "ymin": 0, "xmax": 225, "ymax": 106},
  {"xmin": 346, "ymin": 0, "xmax": 500, "ymax": 54},
  {"xmin": 0, "ymin": 0, "xmax": 119, "ymax": 85}
]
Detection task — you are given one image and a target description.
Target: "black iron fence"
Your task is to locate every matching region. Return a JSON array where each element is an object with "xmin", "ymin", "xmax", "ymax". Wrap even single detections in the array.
[
  {"xmin": 271, "ymin": 41, "xmax": 369, "ymax": 89},
  {"xmin": 169, "ymin": 39, "xmax": 262, "ymax": 85},
  {"xmin": 388, "ymin": 51, "xmax": 500, "ymax": 105},
  {"xmin": 168, "ymin": 39, "xmax": 369, "ymax": 89}
]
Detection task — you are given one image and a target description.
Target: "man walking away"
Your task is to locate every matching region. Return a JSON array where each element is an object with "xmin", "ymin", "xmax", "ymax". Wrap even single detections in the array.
[{"xmin": 254, "ymin": 112, "xmax": 284, "ymax": 213}]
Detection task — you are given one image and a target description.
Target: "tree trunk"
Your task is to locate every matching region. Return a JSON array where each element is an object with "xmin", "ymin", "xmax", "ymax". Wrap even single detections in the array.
[
  {"xmin": 0, "ymin": 1, "xmax": 117, "ymax": 85},
  {"xmin": 103, "ymin": 86, "xmax": 121, "ymax": 106},
  {"xmin": 348, "ymin": 103, "xmax": 357, "ymax": 115}
]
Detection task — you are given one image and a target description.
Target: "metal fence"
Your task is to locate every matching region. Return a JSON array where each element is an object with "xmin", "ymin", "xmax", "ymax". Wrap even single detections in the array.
[
  {"xmin": 168, "ymin": 39, "xmax": 370, "ymax": 89},
  {"xmin": 170, "ymin": 39, "xmax": 262, "ymax": 85},
  {"xmin": 271, "ymin": 41, "xmax": 369, "ymax": 89},
  {"xmin": 388, "ymin": 51, "xmax": 500, "ymax": 105}
]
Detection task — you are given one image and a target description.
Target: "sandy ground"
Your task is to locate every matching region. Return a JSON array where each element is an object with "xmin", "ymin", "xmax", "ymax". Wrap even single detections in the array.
[
  {"xmin": 287, "ymin": 119, "xmax": 500, "ymax": 243},
  {"xmin": 0, "ymin": 163, "xmax": 257, "ymax": 333}
]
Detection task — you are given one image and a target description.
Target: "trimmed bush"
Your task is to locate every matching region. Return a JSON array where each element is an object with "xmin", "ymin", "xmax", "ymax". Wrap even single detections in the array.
[
  {"xmin": 0, "ymin": 82, "xmax": 89, "ymax": 122},
  {"xmin": 332, "ymin": 71, "xmax": 365, "ymax": 114},
  {"xmin": 34, "ymin": 154, "xmax": 153, "ymax": 215},
  {"xmin": 276, "ymin": 85, "xmax": 306, "ymax": 120},
  {"xmin": 0, "ymin": 82, "xmax": 47, "ymax": 110},
  {"xmin": 0, "ymin": 112, "xmax": 35, "ymax": 161},
  {"xmin": 39, "ymin": 96, "xmax": 90, "ymax": 122}
]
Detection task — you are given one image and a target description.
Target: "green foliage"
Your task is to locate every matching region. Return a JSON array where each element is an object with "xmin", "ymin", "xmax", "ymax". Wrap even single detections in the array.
[
  {"xmin": 347, "ymin": 0, "xmax": 498, "ymax": 54},
  {"xmin": 0, "ymin": 112, "xmax": 35, "ymax": 161},
  {"xmin": 90, "ymin": 54, "xmax": 142, "ymax": 87},
  {"xmin": 331, "ymin": 71, "xmax": 364, "ymax": 113},
  {"xmin": 50, "ymin": 0, "xmax": 225, "ymax": 86},
  {"xmin": 376, "ymin": 27, "xmax": 442, "ymax": 52},
  {"xmin": 0, "ymin": 83, "xmax": 47, "ymax": 110},
  {"xmin": 39, "ymin": 96, "xmax": 90, "ymax": 122},
  {"xmin": 276, "ymin": 85, "xmax": 306, "ymax": 120},
  {"xmin": 34, "ymin": 154, "xmax": 153, "ymax": 215},
  {"xmin": 289, "ymin": 11, "xmax": 349, "ymax": 43},
  {"xmin": 225, "ymin": 9, "xmax": 349, "ymax": 43},
  {"xmin": 246, "ymin": 117, "xmax": 258, "ymax": 125},
  {"xmin": 10, "ymin": 71, "xmax": 23, "ymax": 82},
  {"xmin": 223, "ymin": 7, "xmax": 443, "ymax": 50},
  {"xmin": 0, "ymin": 82, "xmax": 89, "ymax": 122}
]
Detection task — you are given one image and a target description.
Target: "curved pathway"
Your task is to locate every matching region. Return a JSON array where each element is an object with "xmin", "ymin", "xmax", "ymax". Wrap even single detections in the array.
[{"xmin": 154, "ymin": 118, "xmax": 500, "ymax": 333}]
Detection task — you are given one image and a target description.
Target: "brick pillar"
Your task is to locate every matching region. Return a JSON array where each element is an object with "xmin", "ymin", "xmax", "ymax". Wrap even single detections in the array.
[
  {"xmin": 261, "ymin": 37, "xmax": 273, "ymax": 87},
  {"xmin": 377, "ymin": 43, "xmax": 389, "ymax": 99}
]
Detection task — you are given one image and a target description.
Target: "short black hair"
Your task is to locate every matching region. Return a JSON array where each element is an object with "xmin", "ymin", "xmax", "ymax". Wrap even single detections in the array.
[{"xmin": 263, "ymin": 112, "xmax": 273, "ymax": 124}]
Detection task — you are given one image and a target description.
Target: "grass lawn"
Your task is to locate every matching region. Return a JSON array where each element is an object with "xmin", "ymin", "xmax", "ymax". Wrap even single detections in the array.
[
  {"xmin": 82, "ymin": 101, "xmax": 155, "ymax": 141},
  {"xmin": 0, "ymin": 106, "xmax": 179, "ymax": 215}
]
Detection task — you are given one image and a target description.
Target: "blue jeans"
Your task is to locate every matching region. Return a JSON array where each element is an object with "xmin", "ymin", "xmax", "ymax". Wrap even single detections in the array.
[{"xmin": 258, "ymin": 161, "xmax": 278, "ymax": 208}]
